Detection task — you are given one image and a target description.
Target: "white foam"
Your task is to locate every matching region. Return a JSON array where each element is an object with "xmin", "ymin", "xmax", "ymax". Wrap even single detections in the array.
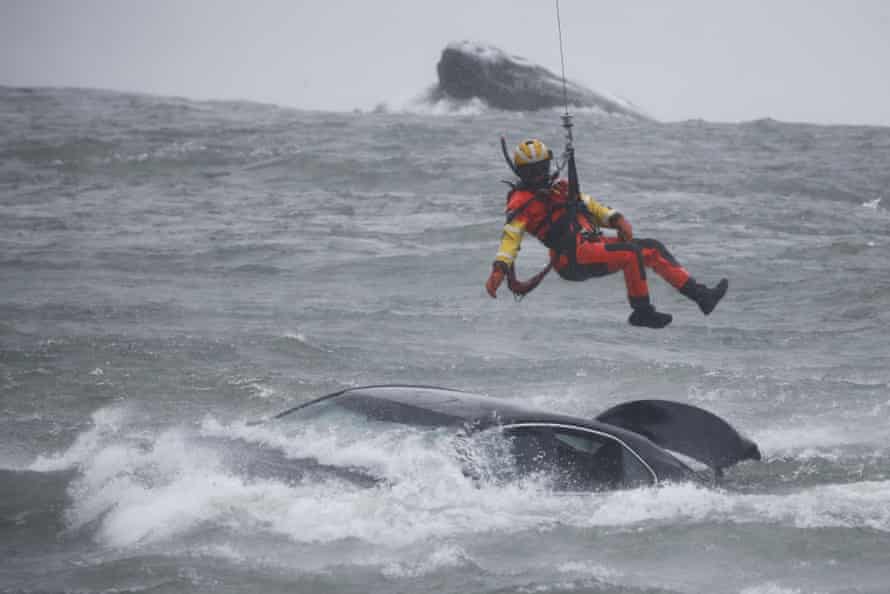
[
  {"xmin": 752, "ymin": 423, "xmax": 853, "ymax": 457},
  {"xmin": 586, "ymin": 480, "xmax": 890, "ymax": 533},
  {"xmin": 746, "ymin": 480, "xmax": 890, "ymax": 532},
  {"xmin": 400, "ymin": 95, "xmax": 490, "ymax": 117},
  {"xmin": 65, "ymin": 429, "xmax": 230, "ymax": 546},
  {"xmin": 380, "ymin": 544, "xmax": 472, "ymax": 578},
  {"xmin": 445, "ymin": 41, "xmax": 531, "ymax": 66},
  {"xmin": 29, "ymin": 406, "xmax": 127, "ymax": 472},
  {"xmin": 46, "ymin": 408, "xmax": 890, "ymax": 552},
  {"xmin": 556, "ymin": 561, "xmax": 622, "ymax": 581},
  {"xmin": 227, "ymin": 376, "xmax": 278, "ymax": 400},
  {"xmin": 752, "ymin": 419, "xmax": 887, "ymax": 460},
  {"xmin": 739, "ymin": 583, "xmax": 802, "ymax": 594},
  {"xmin": 201, "ymin": 415, "xmax": 462, "ymax": 483}
]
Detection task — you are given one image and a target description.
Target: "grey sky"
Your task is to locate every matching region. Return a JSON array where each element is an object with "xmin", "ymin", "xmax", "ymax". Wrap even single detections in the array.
[{"xmin": 2, "ymin": 0, "xmax": 889, "ymax": 125}]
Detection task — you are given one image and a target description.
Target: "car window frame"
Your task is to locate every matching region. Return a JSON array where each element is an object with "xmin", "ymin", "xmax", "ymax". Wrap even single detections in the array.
[{"xmin": 499, "ymin": 422, "xmax": 659, "ymax": 486}]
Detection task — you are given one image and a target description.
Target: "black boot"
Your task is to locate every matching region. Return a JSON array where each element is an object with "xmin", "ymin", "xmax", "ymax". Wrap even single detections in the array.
[
  {"xmin": 628, "ymin": 305, "xmax": 673, "ymax": 329},
  {"xmin": 680, "ymin": 278, "xmax": 729, "ymax": 315}
]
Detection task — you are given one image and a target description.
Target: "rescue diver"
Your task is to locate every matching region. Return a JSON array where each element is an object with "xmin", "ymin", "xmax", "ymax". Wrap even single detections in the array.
[{"xmin": 485, "ymin": 139, "xmax": 728, "ymax": 329}]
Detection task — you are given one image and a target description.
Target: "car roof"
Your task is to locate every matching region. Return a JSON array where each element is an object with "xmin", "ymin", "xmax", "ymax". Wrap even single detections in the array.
[
  {"xmin": 290, "ymin": 384, "xmax": 637, "ymax": 436},
  {"xmin": 345, "ymin": 384, "xmax": 538, "ymax": 424}
]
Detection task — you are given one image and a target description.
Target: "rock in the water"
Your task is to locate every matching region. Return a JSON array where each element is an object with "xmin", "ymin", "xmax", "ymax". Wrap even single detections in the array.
[{"xmin": 432, "ymin": 41, "xmax": 649, "ymax": 119}]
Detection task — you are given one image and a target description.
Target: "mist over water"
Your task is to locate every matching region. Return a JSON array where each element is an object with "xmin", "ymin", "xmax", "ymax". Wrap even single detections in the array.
[{"xmin": 2, "ymin": 86, "xmax": 890, "ymax": 594}]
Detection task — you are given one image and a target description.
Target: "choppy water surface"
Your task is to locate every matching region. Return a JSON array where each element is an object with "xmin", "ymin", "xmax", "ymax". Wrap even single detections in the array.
[{"xmin": 2, "ymin": 86, "xmax": 890, "ymax": 594}]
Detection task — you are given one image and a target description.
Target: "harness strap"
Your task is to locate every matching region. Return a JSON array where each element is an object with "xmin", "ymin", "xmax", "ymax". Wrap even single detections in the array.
[{"xmin": 507, "ymin": 186, "xmax": 593, "ymax": 251}]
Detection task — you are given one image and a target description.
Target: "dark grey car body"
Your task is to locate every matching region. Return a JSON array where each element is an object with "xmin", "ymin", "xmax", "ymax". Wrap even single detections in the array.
[{"xmin": 271, "ymin": 385, "xmax": 761, "ymax": 490}]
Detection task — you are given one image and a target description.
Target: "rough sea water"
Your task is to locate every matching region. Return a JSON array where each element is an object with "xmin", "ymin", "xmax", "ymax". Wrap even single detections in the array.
[{"xmin": 1, "ymin": 86, "xmax": 889, "ymax": 594}]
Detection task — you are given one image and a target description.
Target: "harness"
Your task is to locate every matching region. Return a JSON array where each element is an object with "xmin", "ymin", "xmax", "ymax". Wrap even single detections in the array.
[
  {"xmin": 505, "ymin": 183, "xmax": 601, "ymax": 255},
  {"xmin": 500, "ymin": 182, "xmax": 601, "ymax": 298}
]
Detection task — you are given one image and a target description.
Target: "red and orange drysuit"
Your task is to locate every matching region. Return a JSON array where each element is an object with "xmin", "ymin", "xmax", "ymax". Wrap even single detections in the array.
[{"xmin": 491, "ymin": 179, "xmax": 692, "ymax": 312}]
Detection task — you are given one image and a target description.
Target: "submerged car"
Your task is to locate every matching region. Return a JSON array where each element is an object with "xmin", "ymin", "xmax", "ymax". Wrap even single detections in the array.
[{"xmin": 266, "ymin": 384, "xmax": 761, "ymax": 491}]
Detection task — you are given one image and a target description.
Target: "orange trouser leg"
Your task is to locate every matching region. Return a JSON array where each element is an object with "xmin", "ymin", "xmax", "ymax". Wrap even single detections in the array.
[
  {"xmin": 559, "ymin": 237, "xmax": 650, "ymax": 308},
  {"xmin": 635, "ymin": 238, "xmax": 691, "ymax": 289},
  {"xmin": 557, "ymin": 237, "xmax": 691, "ymax": 309}
]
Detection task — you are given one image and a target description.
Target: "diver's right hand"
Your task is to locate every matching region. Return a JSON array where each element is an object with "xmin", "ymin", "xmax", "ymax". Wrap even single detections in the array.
[
  {"xmin": 614, "ymin": 216, "xmax": 633, "ymax": 241},
  {"xmin": 485, "ymin": 261, "xmax": 508, "ymax": 298}
]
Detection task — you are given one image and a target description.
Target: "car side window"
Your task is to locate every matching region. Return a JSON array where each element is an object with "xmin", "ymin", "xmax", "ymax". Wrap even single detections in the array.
[
  {"xmin": 504, "ymin": 426, "xmax": 654, "ymax": 490},
  {"xmin": 505, "ymin": 426, "xmax": 553, "ymax": 476},
  {"xmin": 620, "ymin": 445, "xmax": 654, "ymax": 488}
]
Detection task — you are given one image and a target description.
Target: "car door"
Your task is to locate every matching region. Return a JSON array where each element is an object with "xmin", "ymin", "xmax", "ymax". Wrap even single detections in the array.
[{"xmin": 502, "ymin": 424, "xmax": 656, "ymax": 490}]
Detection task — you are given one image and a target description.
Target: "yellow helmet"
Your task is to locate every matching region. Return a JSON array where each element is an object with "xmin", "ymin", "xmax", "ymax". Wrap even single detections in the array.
[
  {"xmin": 513, "ymin": 139, "xmax": 553, "ymax": 185},
  {"xmin": 513, "ymin": 139, "xmax": 552, "ymax": 167}
]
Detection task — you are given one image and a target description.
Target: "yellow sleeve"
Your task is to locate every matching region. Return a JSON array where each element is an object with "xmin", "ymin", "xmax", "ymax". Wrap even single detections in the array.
[
  {"xmin": 494, "ymin": 219, "xmax": 527, "ymax": 265},
  {"xmin": 580, "ymin": 193, "xmax": 619, "ymax": 227}
]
